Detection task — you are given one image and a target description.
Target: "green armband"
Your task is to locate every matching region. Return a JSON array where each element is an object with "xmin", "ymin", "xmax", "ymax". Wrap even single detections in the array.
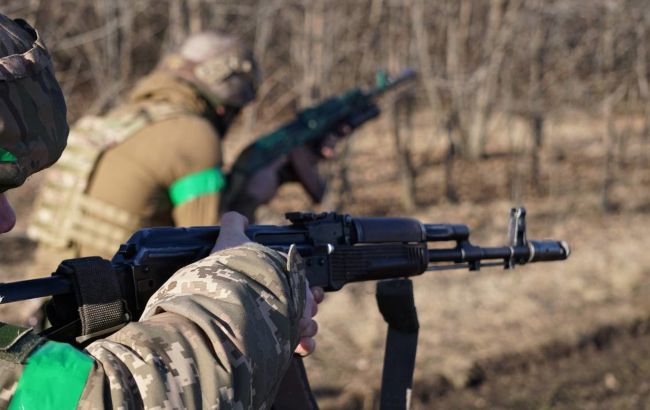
[
  {"xmin": 9, "ymin": 341, "xmax": 93, "ymax": 410},
  {"xmin": 0, "ymin": 148, "xmax": 17, "ymax": 163},
  {"xmin": 169, "ymin": 167, "xmax": 226, "ymax": 206}
]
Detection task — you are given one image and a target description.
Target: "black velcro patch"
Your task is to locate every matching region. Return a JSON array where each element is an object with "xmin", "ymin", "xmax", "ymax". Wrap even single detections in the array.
[{"xmin": 0, "ymin": 323, "xmax": 44, "ymax": 363}]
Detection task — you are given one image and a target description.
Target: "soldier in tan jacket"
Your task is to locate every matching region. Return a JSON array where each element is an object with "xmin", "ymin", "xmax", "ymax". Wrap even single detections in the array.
[
  {"xmin": 0, "ymin": 14, "xmax": 322, "ymax": 409},
  {"xmin": 28, "ymin": 31, "xmax": 279, "ymax": 260}
]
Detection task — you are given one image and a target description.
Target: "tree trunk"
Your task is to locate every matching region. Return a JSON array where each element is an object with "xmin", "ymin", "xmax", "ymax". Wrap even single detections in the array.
[
  {"xmin": 602, "ymin": 95, "xmax": 617, "ymax": 212},
  {"xmin": 390, "ymin": 94, "xmax": 418, "ymax": 212}
]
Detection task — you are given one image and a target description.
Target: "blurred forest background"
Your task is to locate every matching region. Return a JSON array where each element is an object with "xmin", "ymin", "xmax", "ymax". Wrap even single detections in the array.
[
  {"xmin": 4, "ymin": 0, "xmax": 650, "ymax": 211},
  {"xmin": 3, "ymin": 0, "xmax": 650, "ymax": 408}
]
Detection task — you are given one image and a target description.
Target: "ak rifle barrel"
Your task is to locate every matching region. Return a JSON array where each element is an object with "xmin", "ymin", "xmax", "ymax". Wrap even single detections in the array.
[
  {"xmin": 0, "ymin": 276, "xmax": 72, "ymax": 304},
  {"xmin": 428, "ymin": 240, "xmax": 570, "ymax": 264}
]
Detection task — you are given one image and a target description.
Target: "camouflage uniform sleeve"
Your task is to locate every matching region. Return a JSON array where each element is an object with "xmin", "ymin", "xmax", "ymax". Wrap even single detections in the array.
[{"xmin": 80, "ymin": 243, "xmax": 306, "ymax": 409}]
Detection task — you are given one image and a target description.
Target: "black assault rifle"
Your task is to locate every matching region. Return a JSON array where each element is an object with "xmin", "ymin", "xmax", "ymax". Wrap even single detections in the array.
[
  {"xmin": 0, "ymin": 207, "xmax": 568, "ymax": 410},
  {"xmin": 220, "ymin": 69, "xmax": 417, "ymax": 218},
  {"xmin": 0, "ymin": 207, "xmax": 567, "ymax": 337}
]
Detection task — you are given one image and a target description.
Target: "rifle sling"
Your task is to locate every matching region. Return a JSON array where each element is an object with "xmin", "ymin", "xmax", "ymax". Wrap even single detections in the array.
[
  {"xmin": 376, "ymin": 279, "xmax": 419, "ymax": 410},
  {"xmin": 272, "ymin": 356, "xmax": 319, "ymax": 410},
  {"xmin": 49, "ymin": 257, "xmax": 127, "ymax": 342}
]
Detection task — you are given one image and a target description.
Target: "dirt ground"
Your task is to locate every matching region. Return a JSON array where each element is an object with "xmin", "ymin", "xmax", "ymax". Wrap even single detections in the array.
[
  {"xmin": 309, "ymin": 318, "xmax": 650, "ymax": 409},
  {"xmin": 434, "ymin": 319, "xmax": 650, "ymax": 410},
  {"xmin": 2, "ymin": 110, "xmax": 650, "ymax": 409}
]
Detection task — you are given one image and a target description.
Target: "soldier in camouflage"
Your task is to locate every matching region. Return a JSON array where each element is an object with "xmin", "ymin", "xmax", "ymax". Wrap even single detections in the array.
[
  {"xmin": 0, "ymin": 13, "xmax": 322, "ymax": 409},
  {"xmin": 27, "ymin": 30, "xmax": 282, "ymax": 261}
]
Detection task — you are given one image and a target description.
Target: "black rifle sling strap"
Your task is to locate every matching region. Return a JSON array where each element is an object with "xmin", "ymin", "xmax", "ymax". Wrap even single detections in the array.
[
  {"xmin": 272, "ymin": 356, "xmax": 319, "ymax": 410},
  {"xmin": 376, "ymin": 279, "xmax": 419, "ymax": 410},
  {"xmin": 48, "ymin": 257, "xmax": 127, "ymax": 343}
]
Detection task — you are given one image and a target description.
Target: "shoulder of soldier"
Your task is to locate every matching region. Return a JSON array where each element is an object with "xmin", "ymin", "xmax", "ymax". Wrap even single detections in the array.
[
  {"xmin": 142, "ymin": 114, "xmax": 223, "ymax": 163},
  {"xmin": 0, "ymin": 325, "xmax": 99, "ymax": 409},
  {"xmin": 0, "ymin": 322, "xmax": 44, "ymax": 364},
  {"xmin": 94, "ymin": 100, "xmax": 221, "ymax": 153},
  {"xmin": 136, "ymin": 114, "xmax": 222, "ymax": 162},
  {"xmin": 150, "ymin": 111, "xmax": 217, "ymax": 136}
]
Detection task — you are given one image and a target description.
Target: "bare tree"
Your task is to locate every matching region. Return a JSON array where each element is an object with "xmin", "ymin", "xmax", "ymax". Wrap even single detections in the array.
[{"xmin": 4, "ymin": 0, "xmax": 650, "ymax": 210}]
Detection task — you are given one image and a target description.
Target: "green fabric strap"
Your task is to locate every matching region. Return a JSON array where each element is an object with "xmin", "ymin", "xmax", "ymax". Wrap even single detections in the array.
[
  {"xmin": 169, "ymin": 167, "xmax": 225, "ymax": 206},
  {"xmin": 9, "ymin": 341, "xmax": 93, "ymax": 410},
  {"xmin": 0, "ymin": 149, "xmax": 17, "ymax": 163}
]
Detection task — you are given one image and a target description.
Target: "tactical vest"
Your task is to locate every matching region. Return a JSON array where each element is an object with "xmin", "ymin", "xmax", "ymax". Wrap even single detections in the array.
[{"xmin": 28, "ymin": 104, "xmax": 189, "ymax": 255}]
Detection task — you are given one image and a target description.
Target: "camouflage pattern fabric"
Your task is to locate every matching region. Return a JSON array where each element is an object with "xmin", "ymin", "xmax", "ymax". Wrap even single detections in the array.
[
  {"xmin": 0, "ymin": 15, "xmax": 68, "ymax": 192},
  {"xmin": 0, "ymin": 243, "xmax": 306, "ymax": 409},
  {"xmin": 160, "ymin": 32, "xmax": 259, "ymax": 108}
]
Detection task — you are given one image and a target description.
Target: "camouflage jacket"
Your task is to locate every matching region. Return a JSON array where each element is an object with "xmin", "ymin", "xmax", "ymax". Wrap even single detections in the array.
[{"xmin": 0, "ymin": 243, "xmax": 306, "ymax": 409}]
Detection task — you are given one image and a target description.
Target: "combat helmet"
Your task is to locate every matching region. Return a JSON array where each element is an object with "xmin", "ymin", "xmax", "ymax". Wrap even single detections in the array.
[
  {"xmin": 0, "ymin": 15, "xmax": 68, "ymax": 192},
  {"xmin": 161, "ymin": 32, "xmax": 259, "ymax": 108}
]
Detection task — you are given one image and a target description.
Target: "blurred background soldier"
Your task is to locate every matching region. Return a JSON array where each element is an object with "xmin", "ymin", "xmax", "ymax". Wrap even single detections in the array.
[
  {"xmin": 23, "ymin": 29, "xmax": 334, "ymax": 328},
  {"xmin": 27, "ymin": 31, "xmax": 268, "ymax": 262},
  {"xmin": 0, "ymin": 14, "xmax": 321, "ymax": 408}
]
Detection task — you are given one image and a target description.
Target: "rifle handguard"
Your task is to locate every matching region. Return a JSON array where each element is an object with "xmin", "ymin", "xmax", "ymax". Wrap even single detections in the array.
[{"xmin": 326, "ymin": 244, "xmax": 428, "ymax": 291}]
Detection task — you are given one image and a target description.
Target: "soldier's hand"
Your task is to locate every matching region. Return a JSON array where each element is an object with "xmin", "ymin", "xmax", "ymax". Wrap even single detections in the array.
[
  {"xmin": 320, "ymin": 124, "xmax": 350, "ymax": 159},
  {"xmin": 288, "ymin": 146, "xmax": 326, "ymax": 203},
  {"xmin": 211, "ymin": 211, "xmax": 250, "ymax": 252},
  {"xmin": 294, "ymin": 282, "xmax": 324, "ymax": 357},
  {"xmin": 245, "ymin": 156, "xmax": 288, "ymax": 205},
  {"xmin": 212, "ymin": 211, "xmax": 324, "ymax": 356}
]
